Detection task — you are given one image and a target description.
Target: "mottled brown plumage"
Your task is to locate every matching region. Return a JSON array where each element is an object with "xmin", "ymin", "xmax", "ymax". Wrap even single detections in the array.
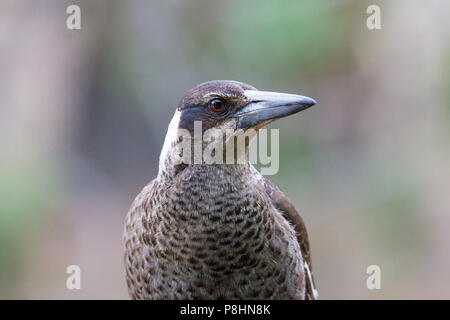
[{"xmin": 123, "ymin": 80, "xmax": 317, "ymax": 299}]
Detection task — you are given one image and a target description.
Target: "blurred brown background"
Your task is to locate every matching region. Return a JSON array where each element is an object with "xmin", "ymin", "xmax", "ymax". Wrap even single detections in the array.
[{"xmin": 0, "ymin": 0, "xmax": 449, "ymax": 299}]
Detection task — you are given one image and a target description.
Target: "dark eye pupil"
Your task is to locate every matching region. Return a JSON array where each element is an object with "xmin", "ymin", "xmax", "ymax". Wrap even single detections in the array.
[{"xmin": 210, "ymin": 99, "xmax": 224, "ymax": 112}]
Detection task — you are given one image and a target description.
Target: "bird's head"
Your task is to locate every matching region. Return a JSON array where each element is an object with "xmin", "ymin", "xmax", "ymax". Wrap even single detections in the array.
[{"xmin": 159, "ymin": 80, "xmax": 316, "ymax": 176}]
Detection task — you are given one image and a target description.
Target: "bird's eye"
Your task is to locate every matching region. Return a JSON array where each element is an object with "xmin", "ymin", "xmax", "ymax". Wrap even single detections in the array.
[{"xmin": 209, "ymin": 99, "xmax": 225, "ymax": 113}]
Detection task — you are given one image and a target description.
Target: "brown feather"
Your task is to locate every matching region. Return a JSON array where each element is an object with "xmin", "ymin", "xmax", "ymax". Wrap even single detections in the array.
[{"xmin": 262, "ymin": 176, "xmax": 318, "ymax": 299}]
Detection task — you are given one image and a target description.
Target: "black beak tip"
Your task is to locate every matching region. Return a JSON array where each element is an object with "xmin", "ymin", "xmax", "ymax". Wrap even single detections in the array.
[{"xmin": 304, "ymin": 97, "xmax": 317, "ymax": 108}]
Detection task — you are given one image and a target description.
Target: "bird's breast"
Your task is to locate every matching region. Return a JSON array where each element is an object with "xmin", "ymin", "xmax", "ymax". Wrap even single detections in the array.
[
  {"xmin": 153, "ymin": 165, "xmax": 272, "ymax": 272},
  {"xmin": 126, "ymin": 164, "xmax": 304, "ymax": 299}
]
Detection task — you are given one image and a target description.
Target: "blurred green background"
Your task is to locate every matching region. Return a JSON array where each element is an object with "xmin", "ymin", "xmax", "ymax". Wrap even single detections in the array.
[{"xmin": 0, "ymin": 0, "xmax": 449, "ymax": 299}]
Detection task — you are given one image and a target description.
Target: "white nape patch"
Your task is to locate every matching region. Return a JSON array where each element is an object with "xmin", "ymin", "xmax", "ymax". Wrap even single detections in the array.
[{"xmin": 158, "ymin": 110, "xmax": 181, "ymax": 176}]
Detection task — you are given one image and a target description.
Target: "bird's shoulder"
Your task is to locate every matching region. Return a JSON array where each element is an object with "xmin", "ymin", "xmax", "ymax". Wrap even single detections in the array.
[
  {"xmin": 260, "ymin": 175, "xmax": 319, "ymax": 300},
  {"xmin": 124, "ymin": 178, "xmax": 158, "ymax": 233}
]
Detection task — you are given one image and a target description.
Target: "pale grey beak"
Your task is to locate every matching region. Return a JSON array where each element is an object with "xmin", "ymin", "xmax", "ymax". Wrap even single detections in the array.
[{"xmin": 231, "ymin": 90, "xmax": 316, "ymax": 129}]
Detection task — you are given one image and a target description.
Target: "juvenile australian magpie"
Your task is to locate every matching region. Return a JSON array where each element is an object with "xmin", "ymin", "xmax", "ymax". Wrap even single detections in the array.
[{"xmin": 124, "ymin": 80, "xmax": 318, "ymax": 299}]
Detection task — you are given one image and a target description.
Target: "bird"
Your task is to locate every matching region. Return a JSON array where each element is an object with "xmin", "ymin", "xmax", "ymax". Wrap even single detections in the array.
[{"xmin": 123, "ymin": 80, "xmax": 318, "ymax": 299}]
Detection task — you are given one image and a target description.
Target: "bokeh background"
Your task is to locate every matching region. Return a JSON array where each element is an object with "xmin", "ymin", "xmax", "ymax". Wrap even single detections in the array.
[{"xmin": 1, "ymin": 0, "xmax": 449, "ymax": 299}]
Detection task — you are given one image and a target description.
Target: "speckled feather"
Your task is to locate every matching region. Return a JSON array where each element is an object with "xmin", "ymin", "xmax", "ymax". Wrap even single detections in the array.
[{"xmin": 124, "ymin": 163, "xmax": 315, "ymax": 299}]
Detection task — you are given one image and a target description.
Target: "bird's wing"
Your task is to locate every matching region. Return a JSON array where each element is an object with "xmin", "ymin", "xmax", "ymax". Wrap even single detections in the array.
[{"xmin": 262, "ymin": 176, "xmax": 319, "ymax": 300}]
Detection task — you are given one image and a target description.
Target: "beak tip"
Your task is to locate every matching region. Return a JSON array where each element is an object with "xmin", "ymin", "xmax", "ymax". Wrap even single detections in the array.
[{"xmin": 304, "ymin": 97, "xmax": 317, "ymax": 107}]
